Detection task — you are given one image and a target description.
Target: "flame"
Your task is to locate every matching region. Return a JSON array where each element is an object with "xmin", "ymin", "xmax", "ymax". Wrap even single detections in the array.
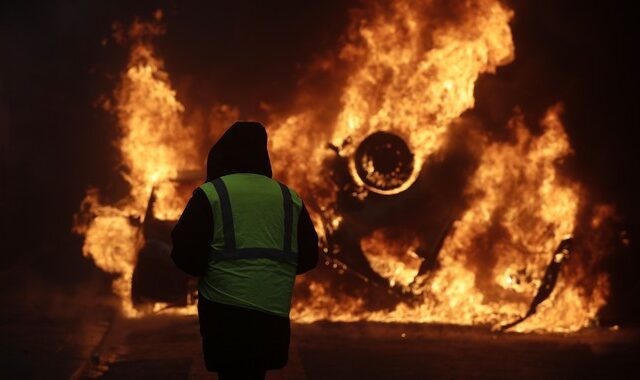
[
  {"xmin": 74, "ymin": 17, "xmax": 199, "ymax": 316},
  {"xmin": 335, "ymin": 0, "xmax": 514, "ymax": 194},
  {"xmin": 75, "ymin": 1, "xmax": 613, "ymax": 332},
  {"xmin": 360, "ymin": 228, "xmax": 423, "ymax": 287},
  {"xmin": 279, "ymin": 0, "xmax": 608, "ymax": 332},
  {"xmin": 290, "ymin": 106, "xmax": 608, "ymax": 332}
]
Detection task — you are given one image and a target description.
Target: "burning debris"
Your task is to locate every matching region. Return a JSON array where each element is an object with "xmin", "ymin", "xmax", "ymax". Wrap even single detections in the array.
[
  {"xmin": 498, "ymin": 238, "xmax": 572, "ymax": 331},
  {"xmin": 73, "ymin": 15, "xmax": 201, "ymax": 316},
  {"xmin": 75, "ymin": 0, "xmax": 614, "ymax": 332}
]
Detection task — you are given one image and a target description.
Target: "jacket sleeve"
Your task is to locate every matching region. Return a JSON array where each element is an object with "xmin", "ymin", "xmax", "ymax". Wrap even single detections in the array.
[
  {"xmin": 296, "ymin": 204, "xmax": 319, "ymax": 275},
  {"xmin": 171, "ymin": 188, "xmax": 212, "ymax": 276}
]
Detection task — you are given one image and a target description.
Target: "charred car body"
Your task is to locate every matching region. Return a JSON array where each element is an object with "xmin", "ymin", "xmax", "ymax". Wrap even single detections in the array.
[{"xmin": 131, "ymin": 131, "xmax": 572, "ymax": 327}]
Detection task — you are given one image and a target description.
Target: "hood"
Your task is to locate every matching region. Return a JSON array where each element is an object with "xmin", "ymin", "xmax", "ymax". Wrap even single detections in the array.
[{"xmin": 206, "ymin": 121, "xmax": 273, "ymax": 181}]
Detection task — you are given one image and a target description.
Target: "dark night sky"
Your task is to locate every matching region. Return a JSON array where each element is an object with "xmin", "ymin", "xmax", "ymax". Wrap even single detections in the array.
[{"xmin": 1, "ymin": 1, "xmax": 638, "ymax": 319}]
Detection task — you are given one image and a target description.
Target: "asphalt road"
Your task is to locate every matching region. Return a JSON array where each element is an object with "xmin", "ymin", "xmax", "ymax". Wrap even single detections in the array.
[{"xmin": 60, "ymin": 315, "xmax": 640, "ymax": 380}]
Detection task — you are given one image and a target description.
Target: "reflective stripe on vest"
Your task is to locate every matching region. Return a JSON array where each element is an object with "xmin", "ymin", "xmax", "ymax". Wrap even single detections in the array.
[{"xmin": 205, "ymin": 177, "xmax": 297, "ymax": 265}]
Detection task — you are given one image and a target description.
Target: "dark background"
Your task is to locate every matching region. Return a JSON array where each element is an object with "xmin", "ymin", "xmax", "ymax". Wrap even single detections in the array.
[{"xmin": 1, "ymin": 0, "xmax": 638, "ymax": 322}]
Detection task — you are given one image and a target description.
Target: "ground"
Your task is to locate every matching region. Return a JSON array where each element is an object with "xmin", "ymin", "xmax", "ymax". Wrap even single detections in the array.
[{"xmin": 4, "ymin": 310, "xmax": 638, "ymax": 380}]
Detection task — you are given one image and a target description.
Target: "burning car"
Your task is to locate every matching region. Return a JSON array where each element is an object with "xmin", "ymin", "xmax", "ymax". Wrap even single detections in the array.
[
  {"xmin": 130, "ymin": 172, "xmax": 203, "ymax": 311},
  {"xmin": 76, "ymin": 0, "xmax": 611, "ymax": 332},
  {"xmin": 318, "ymin": 131, "xmax": 464, "ymax": 298}
]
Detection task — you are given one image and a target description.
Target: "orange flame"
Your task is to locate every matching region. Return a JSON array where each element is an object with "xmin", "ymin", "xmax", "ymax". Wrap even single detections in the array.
[
  {"xmin": 75, "ymin": 1, "xmax": 612, "ymax": 332},
  {"xmin": 290, "ymin": 106, "xmax": 608, "ymax": 332},
  {"xmin": 74, "ymin": 16, "xmax": 199, "ymax": 316},
  {"xmin": 278, "ymin": 0, "xmax": 608, "ymax": 332}
]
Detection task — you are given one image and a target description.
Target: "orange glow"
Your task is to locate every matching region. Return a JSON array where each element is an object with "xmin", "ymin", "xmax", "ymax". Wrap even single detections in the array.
[
  {"xmin": 279, "ymin": 0, "xmax": 608, "ymax": 333},
  {"xmin": 289, "ymin": 104, "xmax": 608, "ymax": 332},
  {"xmin": 74, "ymin": 17, "xmax": 199, "ymax": 316},
  {"xmin": 75, "ymin": 1, "xmax": 612, "ymax": 332},
  {"xmin": 361, "ymin": 229, "xmax": 423, "ymax": 288}
]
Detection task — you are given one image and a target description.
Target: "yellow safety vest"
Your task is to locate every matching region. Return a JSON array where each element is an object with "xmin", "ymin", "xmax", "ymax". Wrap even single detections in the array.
[{"xmin": 198, "ymin": 173, "xmax": 302, "ymax": 317}]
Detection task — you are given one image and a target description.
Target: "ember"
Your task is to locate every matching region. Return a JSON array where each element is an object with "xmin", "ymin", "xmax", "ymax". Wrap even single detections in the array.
[{"xmin": 74, "ymin": 0, "xmax": 615, "ymax": 332}]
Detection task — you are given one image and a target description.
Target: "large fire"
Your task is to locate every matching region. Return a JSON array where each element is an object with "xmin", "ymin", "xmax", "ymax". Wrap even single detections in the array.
[
  {"xmin": 75, "ymin": 1, "xmax": 612, "ymax": 332},
  {"xmin": 74, "ymin": 12, "xmax": 200, "ymax": 316}
]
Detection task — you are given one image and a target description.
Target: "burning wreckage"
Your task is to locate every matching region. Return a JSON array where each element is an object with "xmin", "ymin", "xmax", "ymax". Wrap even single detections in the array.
[
  {"xmin": 75, "ymin": 0, "xmax": 612, "ymax": 333},
  {"xmin": 131, "ymin": 130, "xmax": 575, "ymax": 331}
]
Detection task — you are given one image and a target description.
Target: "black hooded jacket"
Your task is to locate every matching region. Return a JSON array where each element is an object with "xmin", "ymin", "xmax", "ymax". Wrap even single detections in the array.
[{"xmin": 170, "ymin": 121, "xmax": 319, "ymax": 277}]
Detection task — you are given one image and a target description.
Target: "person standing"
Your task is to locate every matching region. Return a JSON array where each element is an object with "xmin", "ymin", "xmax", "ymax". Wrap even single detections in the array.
[{"xmin": 171, "ymin": 121, "xmax": 319, "ymax": 379}]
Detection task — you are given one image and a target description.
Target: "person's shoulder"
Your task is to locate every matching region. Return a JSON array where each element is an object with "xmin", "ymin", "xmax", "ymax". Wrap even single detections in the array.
[
  {"xmin": 191, "ymin": 184, "xmax": 216, "ymax": 208},
  {"xmin": 195, "ymin": 181, "xmax": 217, "ymax": 199},
  {"xmin": 193, "ymin": 185, "xmax": 206, "ymax": 196},
  {"xmin": 279, "ymin": 181, "xmax": 303, "ymax": 205}
]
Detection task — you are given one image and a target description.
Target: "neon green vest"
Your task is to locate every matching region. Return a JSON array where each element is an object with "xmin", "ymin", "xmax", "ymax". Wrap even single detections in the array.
[{"xmin": 198, "ymin": 173, "xmax": 302, "ymax": 317}]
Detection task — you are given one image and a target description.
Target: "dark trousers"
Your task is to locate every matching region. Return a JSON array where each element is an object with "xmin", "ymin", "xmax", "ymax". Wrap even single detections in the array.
[
  {"xmin": 198, "ymin": 295, "xmax": 290, "ymax": 373},
  {"xmin": 217, "ymin": 368, "xmax": 266, "ymax": 380}
]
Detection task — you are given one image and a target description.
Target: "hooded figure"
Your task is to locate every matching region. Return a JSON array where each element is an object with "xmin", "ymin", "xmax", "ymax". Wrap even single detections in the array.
[{"xmin": 171, "ymin": 121, "xmax": 318, "ymax": 379}]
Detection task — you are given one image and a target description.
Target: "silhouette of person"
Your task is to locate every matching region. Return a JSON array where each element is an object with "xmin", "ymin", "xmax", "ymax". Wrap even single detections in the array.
[{"xmin": 171, "ymin": 121, "xmax": 318, "ymax": 379}]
